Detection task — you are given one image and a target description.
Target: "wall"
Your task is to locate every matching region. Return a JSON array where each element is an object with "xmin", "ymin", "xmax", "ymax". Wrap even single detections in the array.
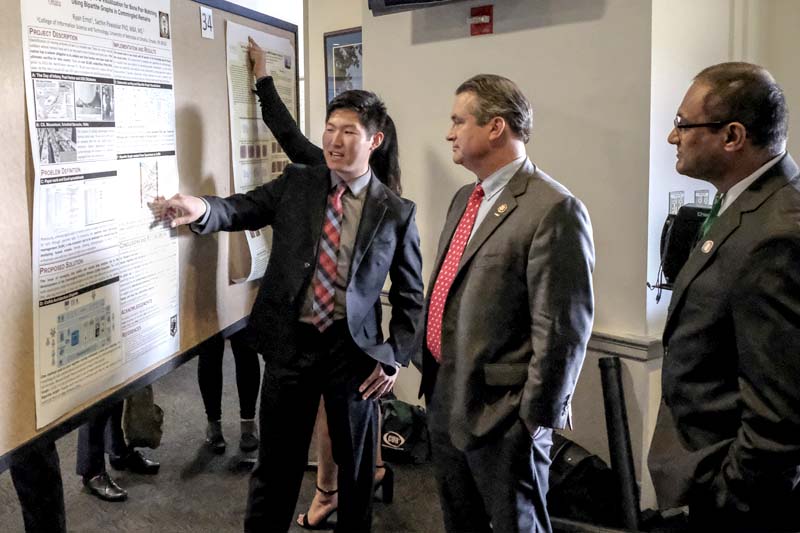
[
  {"xmin": 647, "ymin": 0, "xmax": 738, "ymax": 336},
  {"xmin": 305, "ymin": 0, "xmax": 363, "ymax": 145},
  {"xmin": 363, "ymin": 0, "xmax": 653, "ymax": 338},
  {"xmin": 755, "ymin": 1, "xmax": 800, "ymax": 157}
]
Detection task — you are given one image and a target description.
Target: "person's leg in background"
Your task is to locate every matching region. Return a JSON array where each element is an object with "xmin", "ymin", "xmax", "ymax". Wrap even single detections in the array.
[
  {"xmin": 297, "ymin": 399, "xmax": 339, "ymax": 529},
  {"xmin": 373, "ymin": 405, "xmax": 393, "ymax": 503},
  {"xmin": 10, "ymin": 438, "xmax": 67, "ymax": 533},
  {"xmin": 297, "ymin": 394, "xmax": 394, "ymax": 529},
  {"xmin": 76, "ymin": 408, "xmax": 127, "ymax": 502},
  {"xmin": 197, "ymin": 334, "xmax": 226, "ymax": 452},
  {"xmin": 106, "ymin": 400, "xmax": 160, "ymax": 475},
  {"xmin": 230, "ymin": 330, "xmax": 261, "ymax": 451}
]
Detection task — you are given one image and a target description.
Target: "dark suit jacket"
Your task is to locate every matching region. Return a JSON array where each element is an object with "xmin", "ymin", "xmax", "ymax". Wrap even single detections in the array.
[
  {"xmin": 649, "ymin": 154, "xmax": 800, "ymax": 530},
  {"xmin": 420, "ymin": 159, "xmax": 595, "ymax": 450},
  {"xmin": 256, "ymin": 77, "xmax": 323, "ymax": 165},
  {"xmin": 197, "ymin": 163, "xmax": 424, "ymax": 371}
]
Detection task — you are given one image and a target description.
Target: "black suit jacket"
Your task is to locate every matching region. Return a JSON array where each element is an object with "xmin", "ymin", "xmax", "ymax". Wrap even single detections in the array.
[
  {"xmin": 197, "ymin": 164, "xmax": 424, "ymax": 371},
  {"xmin": 256, "ymin": 77, "xmax": 323, "ymax": 165},
  {"xmin": 649, "ymin": 154, "xmax": 800, "ymax": 530}
]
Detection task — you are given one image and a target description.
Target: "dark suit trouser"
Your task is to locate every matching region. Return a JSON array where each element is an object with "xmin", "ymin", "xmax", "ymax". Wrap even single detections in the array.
[
  {"xmin": 10, "ymin": 439, "xmax": 67, "ymax": 533},
  {"xmin": 76, "ymin": 401, "xmax": 129, "ymax": 477},
  {"xmin": 431, "ymin": 422, "xmax": 553, "ymax": 533},
  {"xmin": 244, "ymin": 321, "xmax": 378, "ymax": 533}
]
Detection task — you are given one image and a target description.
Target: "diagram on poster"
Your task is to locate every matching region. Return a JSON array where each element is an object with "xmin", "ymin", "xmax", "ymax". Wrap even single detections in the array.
[
  {"xmin": 21, "ymin": 0, "xmax": 180, "ymax": 428},
  {"xmin": 225, "ymin": 20, "xmax": 296, "ymax": 282}
]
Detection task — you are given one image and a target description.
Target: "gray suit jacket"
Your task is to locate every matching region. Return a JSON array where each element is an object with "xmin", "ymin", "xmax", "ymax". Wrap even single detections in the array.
[
  {"xmin": 649, "ymin": 154, "xmax": 800, "ymax": 529},
  {"xmin": 420, "ymin": 159, "xmax": 595, "ymax": 450}
]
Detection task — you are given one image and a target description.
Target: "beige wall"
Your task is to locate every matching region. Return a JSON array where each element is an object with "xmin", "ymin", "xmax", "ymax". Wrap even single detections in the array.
[
  {"xmin": 755, "ymin": 1, "xmax": 800, "ymax": 157},
  {"xmin": 646, "ymin": 0, "xmax": 734, "ymax": 335},
  {"xmin": 305, "ymin": 0, "xmax": 363, "ymax": 145},
  {"xmin": 362, "ymin": 0, "xmax": 653, "ymax": 338}
]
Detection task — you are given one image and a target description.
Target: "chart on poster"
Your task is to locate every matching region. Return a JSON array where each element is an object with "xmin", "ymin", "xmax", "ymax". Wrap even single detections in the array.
[
  {"xmin": 225, "ymin": 20, "xmax": 296, "ymax": 282},
  {"xmin": 21, "ymin": 0, "xmax": 180, "ymax": 428}
]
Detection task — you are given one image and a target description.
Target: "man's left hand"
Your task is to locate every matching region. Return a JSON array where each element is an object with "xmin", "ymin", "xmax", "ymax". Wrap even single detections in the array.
[{"xmin": 358, "ymin": 363, "xmax": 397, "ymax": 400}]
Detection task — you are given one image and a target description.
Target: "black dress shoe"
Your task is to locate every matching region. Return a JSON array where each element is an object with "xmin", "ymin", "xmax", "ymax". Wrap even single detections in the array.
[
  {"xmin": 109, "ymin": 450, "xmax": 160, "ymax": 475},
  {"xmin": 206, "ymin": 421, "xmax": 226, "ymax": 454},
  {"xmin": 239, "ymin": 420, "xmax": 259, "ymax": 452},
  {"xmin": 83, "ymin": 472, "xmax": 127, "ymax": 502}
]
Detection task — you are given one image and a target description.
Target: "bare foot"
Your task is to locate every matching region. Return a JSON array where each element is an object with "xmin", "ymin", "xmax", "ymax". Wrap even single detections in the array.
[{"xmin": 297, "ymin": 486, "xmax": 338, "ymax": 528}]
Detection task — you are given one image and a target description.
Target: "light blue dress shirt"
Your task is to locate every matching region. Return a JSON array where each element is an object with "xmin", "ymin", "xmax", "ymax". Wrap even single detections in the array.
[{"xmin": 468, "ymin": 155, "xmax": 527, "ymax": 243}]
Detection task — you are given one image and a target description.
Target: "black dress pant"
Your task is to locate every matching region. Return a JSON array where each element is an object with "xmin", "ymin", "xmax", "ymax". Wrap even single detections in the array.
[
  {"xmin": 76, "ymin": 401, "xmax": 129, "ymax": 477},
  {"xmin": 197, "ymin": 329, "xmax": 261, "ymax": 421},
  {"xmin": 244, "ymin": 321, "xmax": 378, "ymax": 533},
  {"xmin": 10, "ymin": 439, "xmax": 67, "ymax": 533},
  {"xmin": 430, "ymin": 419, "xmax": 553, "ymax": 533}
]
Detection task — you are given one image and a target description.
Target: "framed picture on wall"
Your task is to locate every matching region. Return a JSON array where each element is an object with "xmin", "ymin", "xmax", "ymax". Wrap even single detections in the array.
[{"xmin": 324, "ymin": 27, "xmax": 362, "ymax": 103}]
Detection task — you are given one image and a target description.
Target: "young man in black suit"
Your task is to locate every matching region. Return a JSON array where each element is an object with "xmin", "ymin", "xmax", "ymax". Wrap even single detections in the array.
[{"xmin": 155, "ymin": 90, "xmax": 424, "ymax": 533}]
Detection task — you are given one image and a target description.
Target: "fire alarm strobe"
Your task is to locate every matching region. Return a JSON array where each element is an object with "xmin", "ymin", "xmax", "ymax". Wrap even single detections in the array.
[{"xmin": 469, "ymin": 5, "xmax": 493, "ymax": 36}]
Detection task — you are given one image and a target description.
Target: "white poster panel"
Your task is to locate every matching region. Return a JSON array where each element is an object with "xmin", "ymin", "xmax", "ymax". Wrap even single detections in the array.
[
  {"xmin": 225, "ymin": 20, "xmax": 296, "ymax": 282},
  {"xmin": 21, "ymin": 0, "xmax": 180, "ymax": 427}
]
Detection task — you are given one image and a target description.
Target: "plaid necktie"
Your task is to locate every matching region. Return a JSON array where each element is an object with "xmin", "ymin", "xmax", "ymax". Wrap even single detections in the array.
[
  {"xmin": 426, "ymin": 183, "xmax": 485, "ymax": 361},
  {"xmin": 699, "ymin": 192, "xmax": 724, "ymax": 239},
  {"xmin": 311, "ymin": 181, "xmax": 347, "ymax": 332}
]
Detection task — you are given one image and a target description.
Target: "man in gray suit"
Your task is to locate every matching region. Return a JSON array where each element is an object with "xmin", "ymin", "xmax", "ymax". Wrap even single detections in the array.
[
  {"xmin": 420, "ymin": 74, "xmax": 595, "ymax": 533},
  {"xmin": 648, "ymin": 62, "xmax": 800, "ymax": 532}
]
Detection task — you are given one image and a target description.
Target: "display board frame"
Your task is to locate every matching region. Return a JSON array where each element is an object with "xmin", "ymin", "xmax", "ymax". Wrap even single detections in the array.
[{"xmin": 0, "ymin": 0, "xmax": 298, "ymax": 471}]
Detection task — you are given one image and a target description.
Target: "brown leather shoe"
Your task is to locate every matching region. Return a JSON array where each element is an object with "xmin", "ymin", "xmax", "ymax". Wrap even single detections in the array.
[{"xmin": 83, "ymin": 472, "xmax": 127, "ymax": 502}]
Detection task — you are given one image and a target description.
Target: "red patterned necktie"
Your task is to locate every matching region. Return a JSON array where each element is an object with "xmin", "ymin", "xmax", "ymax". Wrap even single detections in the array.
[
  {"xmin": 426, "ymin": 183, "xmax": 485, "ymax": 361},
  {"xmin": 311, "ymin": 181, "xmax": 347, "ymax": 332}
]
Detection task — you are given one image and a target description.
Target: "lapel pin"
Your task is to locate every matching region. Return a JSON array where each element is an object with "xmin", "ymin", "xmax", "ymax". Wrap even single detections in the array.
[
  {"xmin": 701, "ymin": 240, "xmax": 714, "ymax": 253},
  {"xmin": 496, "ymin": 203, "xmax": 508, "ymax": 214}
]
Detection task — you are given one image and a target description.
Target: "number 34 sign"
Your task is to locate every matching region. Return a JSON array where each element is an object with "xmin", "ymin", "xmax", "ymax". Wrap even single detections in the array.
[{"xmin": 200, "ymin": 6, "xmax": 214, "ymax": 39}]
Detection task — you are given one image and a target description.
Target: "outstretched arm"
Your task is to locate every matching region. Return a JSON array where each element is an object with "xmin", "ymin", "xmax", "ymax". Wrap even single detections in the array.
[{"xmin": 151, "ymin": 193, "xmax": 207, "ymax": 228}]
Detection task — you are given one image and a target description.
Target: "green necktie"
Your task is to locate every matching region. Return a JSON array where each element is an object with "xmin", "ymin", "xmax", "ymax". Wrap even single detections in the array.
[{"xmin": 699, "ymin": 192, "xmax": 724, "ymax": 239}]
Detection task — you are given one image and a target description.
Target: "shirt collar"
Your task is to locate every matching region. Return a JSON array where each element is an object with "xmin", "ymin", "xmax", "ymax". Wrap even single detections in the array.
[
  {"xmin": 331, "ymin": 168, "xmax": 372, "ymax": 197},
  {"xmin": 478, "ymin": 155, "xmax": 526, "ymax": 201},
  {"xmin": 719, "ymin": 152, "xmax": 784, "ymax": 214}
]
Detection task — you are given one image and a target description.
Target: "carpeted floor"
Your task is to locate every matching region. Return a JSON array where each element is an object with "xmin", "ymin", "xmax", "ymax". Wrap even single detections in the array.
[{"xmin": 0, "ymin": 346, "xmax": 444, "ymax": 532}]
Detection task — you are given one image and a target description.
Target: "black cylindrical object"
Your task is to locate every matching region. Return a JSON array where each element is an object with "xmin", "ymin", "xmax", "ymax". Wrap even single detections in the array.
[{"xmin": 599, "ymin": 356, "xmax": 640, "ymax": 531}]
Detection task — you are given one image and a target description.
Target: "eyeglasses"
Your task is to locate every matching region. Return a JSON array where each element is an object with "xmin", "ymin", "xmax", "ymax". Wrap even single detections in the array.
[{"xmin": 673, "ymin": 116, "xmax": 734, "ymax": 130}]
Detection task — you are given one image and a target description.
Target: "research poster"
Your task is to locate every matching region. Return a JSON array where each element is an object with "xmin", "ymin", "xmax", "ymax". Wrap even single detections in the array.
[
  {"xmin": 21, "ymin": 0, "xmax": 180, "ymax": 428},
  {"xmin": 225, "ymin": 20, "xmax": 296, "ymax": 282}
]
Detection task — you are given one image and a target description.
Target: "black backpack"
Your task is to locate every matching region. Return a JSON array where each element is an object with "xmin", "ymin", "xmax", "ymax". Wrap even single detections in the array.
[
  {"xmin": 547, "ymin": 433, "xmax": 624, "ymax": 528},
  {"xmin": 379, "ymin": 397, "xmax": 431, "ymax": 464}
]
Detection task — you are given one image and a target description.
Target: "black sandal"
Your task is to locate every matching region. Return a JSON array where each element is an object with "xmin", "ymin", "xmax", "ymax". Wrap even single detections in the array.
[
  {"xmin": 297, "ymin": 485, "xmax": 338, "ymax": 530},
  {"xmin": 373, "ymin": 464, "xmax": 394, "ymax": 504}
]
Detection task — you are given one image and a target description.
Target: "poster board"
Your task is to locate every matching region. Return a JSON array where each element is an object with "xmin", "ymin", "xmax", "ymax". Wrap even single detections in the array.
[{"xmin": 0, "ymin": 0, "xmax": 298, "ymax": 463}]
